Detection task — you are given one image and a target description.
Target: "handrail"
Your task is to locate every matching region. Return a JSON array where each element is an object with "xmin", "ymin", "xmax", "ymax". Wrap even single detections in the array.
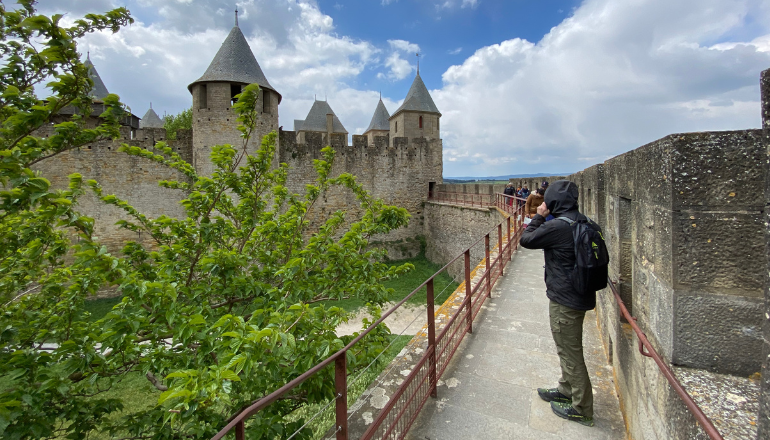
[
  {"xmin": 212, "ymin": 200, "xmax": 526, "ymax": 440},
  {"xmin": 606, "ymin": 279, "xmax": 724, "ymax": 440}
]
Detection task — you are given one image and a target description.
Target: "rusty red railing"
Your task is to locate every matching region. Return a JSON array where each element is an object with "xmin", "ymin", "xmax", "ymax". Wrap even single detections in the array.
[
  {"xmin": 212, "ymin": 196, "xmax": 527, "ymax": 440},
  {"xmin": 428, "ymin": 191, "xmax": 493, "ymax": 207},
  {"xmin": 607, "ymin": 280, "xmax": 723, "ymax": 439}
]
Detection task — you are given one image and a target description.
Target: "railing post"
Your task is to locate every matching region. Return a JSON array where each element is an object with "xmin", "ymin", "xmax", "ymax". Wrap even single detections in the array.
[
  {"xmin": 498, "ymin": 223, "xmax": 503, "ymax": 274},
  {"xmin": 507, "ymin": 216, "xmax": 512, "ymax": 261},
  {"xmin": 335, "ymin": 354, "xmax": 348, "ymax": 440},
  {"xmin": 485, "ymin": 234, "xmax": 491, "ymax": 298},
  {"xmin": 235, "ymin": 421, "xmax": 245, "ymax": 440},
  {"xmin": 426, "ymin": 278, "xmax": 437, "ymax": 398},
  {"xmin": 465, "ymin": 249, "xmax": 472, "ymax": 334}
]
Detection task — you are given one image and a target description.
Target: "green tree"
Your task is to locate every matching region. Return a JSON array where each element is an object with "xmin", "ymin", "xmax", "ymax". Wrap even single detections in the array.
[
  {"xmin": 0, "ymin": 2, "xmax": 412, "ymax": 439},
  {"xmin": 163, "ymin": 107, "xmax": 192, "ymax": 140}
]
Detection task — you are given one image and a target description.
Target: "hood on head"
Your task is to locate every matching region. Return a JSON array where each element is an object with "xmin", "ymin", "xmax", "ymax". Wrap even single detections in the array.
[{"xmin": 544, "ymin": 180, "xmax": 579, "ymax": 216}]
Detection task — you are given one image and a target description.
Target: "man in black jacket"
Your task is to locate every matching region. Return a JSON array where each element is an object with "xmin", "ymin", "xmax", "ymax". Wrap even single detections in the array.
[{"xmin": 520, "ymin": 180, "xmax": 597, "ymax": 427}]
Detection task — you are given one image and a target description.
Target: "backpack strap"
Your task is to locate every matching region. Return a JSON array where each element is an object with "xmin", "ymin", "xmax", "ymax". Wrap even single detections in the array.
[{"xmin": 555, "ymin": 216, "xmax": 575, "ymax": 226}]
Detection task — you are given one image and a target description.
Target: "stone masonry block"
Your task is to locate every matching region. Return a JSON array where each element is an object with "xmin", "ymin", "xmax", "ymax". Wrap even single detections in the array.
[
  {"xmin": 674, "ymin": 211, "xmax": 764, "ymax": 295},
  {"xmin": 673, "ymin": 292, "xmax": 763, "ymax": 375},
  {"xmin": 604, "ymin": 150, "xmax": 635, "ymax": 200},
  {"xmin": 634, "ymin": 136, "xmax": 673, "ymax": 208},
  {"xmin": 671, "ymin": 130, "xmax": 764, "ymax": 210}
]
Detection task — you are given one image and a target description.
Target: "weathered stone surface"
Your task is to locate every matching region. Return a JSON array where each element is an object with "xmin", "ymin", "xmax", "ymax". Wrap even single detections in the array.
[
  {"xmin": 674, "ymin": 293, "xmax": 763, "ymax": 375},
  {"xmin": 674, "ymin": 211, "xmax": 764, "ymax": 296},
  {"xmin": 761, "ymin": 66, "xmax": 770, "ymax": 439},
  {"xmin": 671, "ymin": 130, "xmax": 765, "ymax": 210},
  {"xmin": 424, "ymin": 203, "xmax": 506, "ymax": 279}
]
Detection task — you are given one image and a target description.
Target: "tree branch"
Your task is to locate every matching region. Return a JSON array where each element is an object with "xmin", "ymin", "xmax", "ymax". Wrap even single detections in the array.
[{"xmin": 145, "ymin": 371, "xmax": 168, "ymax": 391}]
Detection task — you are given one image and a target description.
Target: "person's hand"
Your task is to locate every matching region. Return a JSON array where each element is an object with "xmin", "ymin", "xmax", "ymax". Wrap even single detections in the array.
[{"xmin": 537, "ymin": 202, "xmax": 550, "ymax": 217}]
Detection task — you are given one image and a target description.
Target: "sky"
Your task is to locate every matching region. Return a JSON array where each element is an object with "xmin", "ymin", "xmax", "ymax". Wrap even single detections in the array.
[{"xmin": 33, "ymin": 0, "xmax": 770, "ymax": 177}]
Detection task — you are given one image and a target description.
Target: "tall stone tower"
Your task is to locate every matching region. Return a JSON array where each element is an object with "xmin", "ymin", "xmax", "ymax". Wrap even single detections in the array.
[
  {"xmin": 388, "ymin": 71, "xmax": 441, "ymax": 147},
  {"xmin": 188, "ymin": 13, "xmax": 281, "ymax": 176}
]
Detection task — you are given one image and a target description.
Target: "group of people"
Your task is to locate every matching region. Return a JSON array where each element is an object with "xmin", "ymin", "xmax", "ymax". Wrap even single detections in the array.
[{"xmin": 504, "ymin": 181, "xmax": 551, "ymax": 220}]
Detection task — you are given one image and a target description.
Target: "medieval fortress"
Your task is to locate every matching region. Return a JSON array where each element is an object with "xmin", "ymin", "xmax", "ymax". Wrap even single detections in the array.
[
  {"xmin": 35, "ymin": 21, "xmax": 443, "ymax": 254},
  {"xmin": 32, "ymin": 15, "xmax": 770, "ymax": 439}
]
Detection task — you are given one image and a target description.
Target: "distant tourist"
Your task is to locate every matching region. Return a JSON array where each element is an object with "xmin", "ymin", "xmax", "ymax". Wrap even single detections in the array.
[
  {"xmin": 542, "ymin": 180, "xmax": 549, "ymax": 191},
  {"xmin": 520, "ymin": 185, "xmax": 530, "ymax": 200},
  {"xmin": 503, "ymin": 183, "xmax": 515, "ymax": 206},
  {"xmin": 518, "ymin": 185, "xmax": 529, "ymax": 210},
  {"xmin": 519, "ymin": 180, "xmax": 604, "ymax": 428},
  {"xmin": 524, "ymin": 187, "xmax": 545, "ymax": 218}
]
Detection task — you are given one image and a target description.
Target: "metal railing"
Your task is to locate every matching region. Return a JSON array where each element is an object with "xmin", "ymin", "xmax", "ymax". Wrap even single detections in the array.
[
  {"xmin": 212, "ymin": 201, "xmax": 527, "ymax": 440},
  {"xmin": 428, "ymin": 191, "xmax": 493, "ymax": 207},
  {"xmin": 606, "ymin": 279, "xmax": 724, "ymax": 440}
]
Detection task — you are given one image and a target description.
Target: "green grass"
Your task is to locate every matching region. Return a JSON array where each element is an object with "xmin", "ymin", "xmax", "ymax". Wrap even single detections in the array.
[
  {"xmin": 317, "ymin": 254, "xmax": 459, "ymax": 312},
  {"xmin": 82, "ymin": 296, "xmax": 123, "ymax": 322}
]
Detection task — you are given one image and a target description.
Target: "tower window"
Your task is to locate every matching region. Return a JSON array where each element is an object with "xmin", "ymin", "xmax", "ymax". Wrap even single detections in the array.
[
  {"xmin": 199, "ymin": 84, "xmax": 207, "ymax": 109},
  {"xmin": 263, "ymin": 90, "xmax": 270, "ymax": 114},
  {"xmin": 419, "ymin": 115, "xmax": 423, "ymax": 129},
  {"xmin": 230, "ymin": 84, "xmax": 241, "ymax": 106},
  {"xmin": 395, "ymin": 121, "xmax": 398, "ymax": 133},
  {"xmin": 437, "ymin": 117, "xmax": 439, "ymax": 132}
]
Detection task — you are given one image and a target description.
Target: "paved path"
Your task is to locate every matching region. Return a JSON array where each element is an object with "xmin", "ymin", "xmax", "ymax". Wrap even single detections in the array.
[{"xmin": 406, "ymin": 247, "xmax": 627, "ymax": 440}]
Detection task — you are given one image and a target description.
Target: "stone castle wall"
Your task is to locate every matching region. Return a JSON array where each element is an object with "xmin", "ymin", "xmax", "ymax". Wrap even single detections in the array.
[
  {"xmin": 423, "ymin": 203, "xmax": 506, "ymax": 279},
  {"xmin": 278, "ymin": 130, "xmax": 443, "ymax": 247},
  {"xmin": 32, "ymin": 125, "xmax": 193, "ymax": 252}
]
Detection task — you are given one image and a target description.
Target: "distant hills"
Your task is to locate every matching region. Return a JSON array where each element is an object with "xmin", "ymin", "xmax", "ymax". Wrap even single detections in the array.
[{"xmin": 444, "ymin": 172, "xmax": 569, "ymax": 182}]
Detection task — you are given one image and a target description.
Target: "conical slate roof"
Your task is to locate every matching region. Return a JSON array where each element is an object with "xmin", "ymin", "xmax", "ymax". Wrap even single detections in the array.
[
  {"xmin": 188, "ymin": 25, "xmax": 281, "ymax": 102},
  {"xmin": 140, "ymin": 107, "xmax": 164, "ymax": 128},
  {"xmin": 297, "ymin": 100, "xmax": 347, "ymax": 134},
  {"xmin": 392, "ymin": 72, "xmax": 441, "ymax": 118},
  {"xmin": 365, "ymin": 99, "xmax": 390, "ymax": 133},
  {"xmin": 84, "ymin": 55, "xmax": 109, "ymax": 100}
]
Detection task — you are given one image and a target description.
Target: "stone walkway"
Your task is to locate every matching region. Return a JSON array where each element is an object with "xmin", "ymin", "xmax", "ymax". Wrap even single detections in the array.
[{"xmin": 405, "ymin": 247, "xmax": 627, "ymax": 440}]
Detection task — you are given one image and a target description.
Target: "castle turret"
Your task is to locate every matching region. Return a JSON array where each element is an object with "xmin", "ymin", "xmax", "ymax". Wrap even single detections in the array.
[
  {"xmin": 389, "ymin": 72, "xmax": 441, "ymax": 147},
  {"xmin": 294, "ymin": 99, "xmax": 348, "ymax": 147},
  {"xmin": 84, "ymin": 53, "xmax": 110, "ymax": 101},
  {"xmin": 363, "ymin": 97, "xmax": 390, "ymax": 145},
  {"xmin": 139, "ymin": 105, "xmax": 164, "ymax": 129},
  {"xmin": 188, "ymin": 11, "xmax": 281, "ymax": 175}
]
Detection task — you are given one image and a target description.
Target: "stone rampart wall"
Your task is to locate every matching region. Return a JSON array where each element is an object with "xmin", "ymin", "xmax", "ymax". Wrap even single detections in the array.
[
  {"xmin": 32, "ymin": 125, "xmax": 193, "ymax": 253},
  {"xmin": 279, "ymin": 130, "xmax": 443, "ymax": 245},
  {"xmin": 423, "ymin": 203, "xmax": 507, "ymax": 279}
]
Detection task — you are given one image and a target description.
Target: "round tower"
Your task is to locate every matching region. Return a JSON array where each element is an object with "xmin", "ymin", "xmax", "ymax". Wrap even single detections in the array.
[{"xmin": 188, "ymin": 11, "xmax": 281, "ymax": 176}]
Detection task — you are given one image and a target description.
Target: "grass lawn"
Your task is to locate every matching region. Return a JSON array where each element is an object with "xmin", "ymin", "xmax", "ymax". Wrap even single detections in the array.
[{"xmin": 315, "ymin": 254, "xmax": 459, "ymax": 312}]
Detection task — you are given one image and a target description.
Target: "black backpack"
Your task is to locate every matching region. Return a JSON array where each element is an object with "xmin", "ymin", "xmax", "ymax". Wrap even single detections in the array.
[{"xmin": 557, "ymin": 215, "xmax": 609, "ymax": 293}]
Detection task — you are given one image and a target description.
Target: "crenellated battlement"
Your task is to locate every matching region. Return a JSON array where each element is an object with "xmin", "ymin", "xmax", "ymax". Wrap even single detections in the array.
[{"xmin": 279, "ymin": 131, "xmax": 442, "ymax": 166}]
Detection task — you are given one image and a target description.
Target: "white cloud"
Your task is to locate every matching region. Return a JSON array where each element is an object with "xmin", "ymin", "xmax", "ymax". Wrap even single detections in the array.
[
  {"xmin": 434, "ymin": 0, "xmax": 770, "ymax": 176},
  {"xmin": 388, "ymin": 39, "xmax": 421, "ymax": 54},
  {"xmin": 377, "ymin": 39, "xmax": 421, "ymax": 80},
  {"xmin": 435, "ymin": 0, "xmax": 479, "ymax": 11},
  {"xmin": 33, "ymin": 0, "xmax": 770, "ymax": 178},
  {"xmin": 448, "ymin": 47, "xmax": 463, "ymax": 55}
]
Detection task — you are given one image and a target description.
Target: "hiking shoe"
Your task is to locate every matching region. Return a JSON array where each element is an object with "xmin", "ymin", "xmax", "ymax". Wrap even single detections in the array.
[
  {"xmin": 550, "ymin": 401, "xmax": 594, "ymax": 427},
  {"xmin": 537, "ymin": 388, "xmax": 570, "ymax": 403}
]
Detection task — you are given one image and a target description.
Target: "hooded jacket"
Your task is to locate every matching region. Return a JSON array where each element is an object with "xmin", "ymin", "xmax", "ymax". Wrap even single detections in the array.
[{"xmin": 519, "ymin": 180, "xmax": 597, "ymax": 310}]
